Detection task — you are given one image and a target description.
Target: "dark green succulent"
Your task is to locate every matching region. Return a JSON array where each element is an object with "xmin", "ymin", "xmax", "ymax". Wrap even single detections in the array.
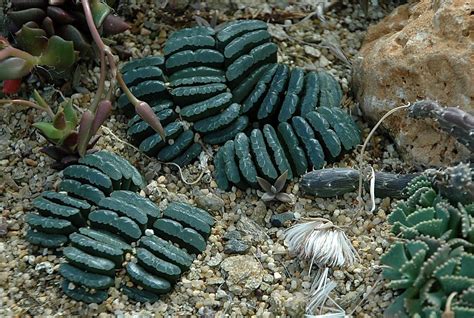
[
  {"xmin": 381, "ymin": 172, "xmax": 474, "ymax": 317},
  {"xmin": 119, "ymin": 20, "xmax": 361, "ymax": 190},
  {"xmin": 25, "ymin": 150, "xmax": 215, "ymax": 304}
]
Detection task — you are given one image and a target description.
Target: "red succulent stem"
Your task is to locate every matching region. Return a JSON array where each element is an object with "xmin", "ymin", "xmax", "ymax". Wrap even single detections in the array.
[{"xmin": 81, "ymin": 0, "xmax": 107, "ymax": 114}]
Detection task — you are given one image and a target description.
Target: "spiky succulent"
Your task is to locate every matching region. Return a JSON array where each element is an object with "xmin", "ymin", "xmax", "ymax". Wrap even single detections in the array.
[
  {"xmin": 25, "ymin": 150, "xmax": 215, "ymax": 303},
  {"xmin": 256, "ymin": 170, "xmax": 292, "ymax": 203},
  {"xmin": 119, "ymin": 20, "xmax": 361, "ymax": 190},
  {"xmin": 381, "ymin": 169, "xmax": 474, "ymax": 317}
]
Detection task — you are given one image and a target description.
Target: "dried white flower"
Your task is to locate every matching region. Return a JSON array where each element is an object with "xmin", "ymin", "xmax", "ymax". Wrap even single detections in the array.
[
  {"xmin": 284, "ymin": 218, "xmax": 358, "ymax": 317},
  {"xmin": 284, "ymin": 218, "xmax": 358, "ymax": 271}
]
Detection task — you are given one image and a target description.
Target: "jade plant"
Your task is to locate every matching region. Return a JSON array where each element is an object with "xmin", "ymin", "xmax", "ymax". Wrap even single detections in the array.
[
  {"xmin": 25, "ymin": 150, "xmax": 215, "ymax": 303},
  {"xmin": 118, "ymin": 20, "xmax": 361, "ymax": 190},
  {"xmin": 0, "ymin": 0, "xmax": 165, "ymax": 168},
  {"xmin": 380, "ymin": 174, "xmax": 474, "ymax": 317},
  {"xmin": 7, "ymin": 0, "xmax": 128, "ymax": 55}
]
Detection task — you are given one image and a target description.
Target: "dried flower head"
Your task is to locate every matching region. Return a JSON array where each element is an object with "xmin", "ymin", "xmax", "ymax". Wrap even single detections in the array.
[
  {"xmin": 284, "ymin": 218, "xmax": 358, "ymax": 270},
  {"xmin": 284, "ymin": 218, "xmax": 358, "ymax": 316}
]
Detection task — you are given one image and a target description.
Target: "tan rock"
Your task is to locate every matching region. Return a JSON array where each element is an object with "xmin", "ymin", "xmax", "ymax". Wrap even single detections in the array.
[
  {"xmin": 220, "ymin": 255, "xmax": 264, "ymax": 296},
  {"xmin": 353, "ymin": 0, "xmax": 473, "ymax": 166}
]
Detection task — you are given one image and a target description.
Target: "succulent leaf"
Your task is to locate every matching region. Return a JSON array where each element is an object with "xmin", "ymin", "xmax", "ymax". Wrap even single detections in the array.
[
  {"xmin": 0, "ymin": 57, "xmax": 33, "ymax": 80},
  {"xmin": 77, "ymin": 110, "xmax": 94, "ymax": 157},
  {"xmin": 38, "ymin": 35, "xmax": 76, "ymax": 69},
  {"xmin": 15, "ymin": 25, "xmax": 48, "ymax": 56},
  {"xmin": 32, "ymin": 121, "xmax": 63, "ymax": 141}
]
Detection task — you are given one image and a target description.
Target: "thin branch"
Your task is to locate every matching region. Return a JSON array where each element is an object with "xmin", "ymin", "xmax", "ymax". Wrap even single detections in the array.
[
  {"xmin": 356, "ymin": 104, "xmax": 411, "ymax": 210},
  {"xmin": 116, "ymin": 71, "xmax": 139, "ymax": 106},
  {"xmin": 81, "ymin": 0, "xmax": 106, "ymax": 114},
  {"xmin": 0, "ymin": 99, "xmax": 55, "ymax": 118}
]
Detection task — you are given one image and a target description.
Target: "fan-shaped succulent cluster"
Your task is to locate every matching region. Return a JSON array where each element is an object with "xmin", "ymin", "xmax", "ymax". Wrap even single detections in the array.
[
  {"xmin": 25, "ymin": 150, "xmax": 215, "ymax": 303},
  {"xmin": 118, "ymin": 19, "xmax": 360, "ymax": 190},
  {"xmin": 380, "ymin": 173, "xmax": 474, "ymax": 317},
  {"xmin": 7, "ymin": 0, "xmax": 128, "ymax": 55}
]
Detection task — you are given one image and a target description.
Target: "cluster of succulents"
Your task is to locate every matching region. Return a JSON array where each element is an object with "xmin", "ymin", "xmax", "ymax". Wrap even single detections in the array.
[
  {"xmin": 7, "ymin": 0, "xmax": 128, "ymax": 55},
  {"xmin": 1, "ymin": 0, "xmax": 128, "ymax": 84},
  {"xmin": 1, "ymin": 1, "xmax": 164, "ymax": 169},
  {"xmin": 119, "ymin": 20, "xmax": 361, "ymax": 190},
  {"xmin": 380, "ymin": 171, "xmax": 474, "ymax": 316},
  {"xmin": 25, "ymin": 150, "xmax": 214, "ymax": 303}
]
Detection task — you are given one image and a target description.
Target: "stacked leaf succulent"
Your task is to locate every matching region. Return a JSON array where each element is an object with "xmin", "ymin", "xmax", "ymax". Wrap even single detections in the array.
[
  {"xmin": 380, "ymin": 173, "xmax": 474, "ymax": 317},
  {"xmin": 119, "ymin": 20, "xmax": 361, "ymax": 190},
  {"xmin": 25, "ymin": 151, "xmax": 215, "ymax": 303}
]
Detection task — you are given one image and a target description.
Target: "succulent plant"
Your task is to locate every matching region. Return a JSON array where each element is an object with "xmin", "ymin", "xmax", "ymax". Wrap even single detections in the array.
[
  {"xmin": 1, "ymin": 2, "xmax": 165, "ymax": 168},
  {"xmin": 0, "ymin": 34, "xmax": 76, "ymax": 81},
  {"xmin": 256, "ymin": 170, "xmax": 293, "ymax": 203},
  {"xmin": 25, "ymin": 150, "xmax": 215, "ymax": 303},
  {"xmin": 408, "ymin": 100, "xmax": 474, "ymax": 153},
  {"xmin": 381, "ymin": 169, "xmax": 474, "ymax": 317},
  {"xmin": 424, "ymin": 163, "xmax": 474, "ymax": 205},
  {"xmin": 119, "ymin": 20, "xmax": 360, "ymax": 190},
  {"xmin": 7, "ymin": 0, "xmax": 128, "ymax": 55},
  {"xmin": 1, "ymin": 89, "xmax": 114, "ymax": 168},
  {"xmin": 300, "ymin": 168, "xmax": 419, "ymax": 198},
  {"xmin": 300, "ymin": 163, "xmax": 473, "ymax": 202}
]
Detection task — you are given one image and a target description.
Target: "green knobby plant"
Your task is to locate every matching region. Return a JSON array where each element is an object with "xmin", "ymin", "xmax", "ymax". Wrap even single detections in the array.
[
  {"xmin": 25, "ymin": 150, "xmax": 215, "ymax": 304},
  {"xmin": 381, "ymin": 174, "xmax": 474, "ymax": 317}
]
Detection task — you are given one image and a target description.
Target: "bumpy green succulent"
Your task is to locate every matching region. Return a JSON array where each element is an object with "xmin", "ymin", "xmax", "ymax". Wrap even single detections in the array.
[
  {"xmin": 25, "ymin": 150, "xmax": 215, "ymax": 304},
  {"xmin": 381, "ymin": 172, "xmax": 474, "ymax": 317},
  {"xmin": 300, "ymin": 168, "xmax": 418, "ymax": 198},
  {"xmin": 409, "ymin": 100, "xmax": 474, "ymax": 153},
  {"xmin": 119, "ymin": 20, "xmax": 360, "ymax": 190}
]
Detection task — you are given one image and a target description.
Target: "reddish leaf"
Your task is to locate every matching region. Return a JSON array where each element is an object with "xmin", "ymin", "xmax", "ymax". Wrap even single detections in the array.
[
  {"xmin": 2, "ymin": 79, "xmax": 22, "ymax": 94},
  {"xmin": 62, "ymin": 132, "xmax": 78, "ymax": 149},
  {"xmin": 90, "ymin": 100, "xmax": 112, "ymax": 136},
  {"xmin": 77, "ymin": 110, "xmax": 93, "ymax": 156},
  {"xmin": 135, "ymin": 101, "xmax": 166, "ymax": 140}
]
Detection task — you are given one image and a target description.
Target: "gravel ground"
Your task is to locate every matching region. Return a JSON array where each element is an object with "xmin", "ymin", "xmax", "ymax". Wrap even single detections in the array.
[{"xmin": 0, "ymin": 1, "xmax": 407, "ymax": 317}]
